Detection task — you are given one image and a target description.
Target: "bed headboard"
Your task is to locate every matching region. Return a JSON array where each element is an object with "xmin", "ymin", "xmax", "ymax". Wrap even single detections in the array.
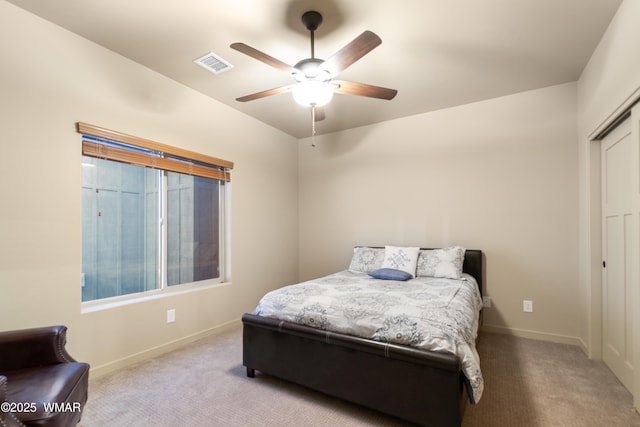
[{"xmin": 461, "ymin": 249, "xmax": 483, "ymax": 295}]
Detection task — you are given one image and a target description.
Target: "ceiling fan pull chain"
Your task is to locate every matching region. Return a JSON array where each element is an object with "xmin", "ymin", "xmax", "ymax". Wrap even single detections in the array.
[{"xmin": 311, "ymin": 105, "xmax": 317, "ymax": 147}]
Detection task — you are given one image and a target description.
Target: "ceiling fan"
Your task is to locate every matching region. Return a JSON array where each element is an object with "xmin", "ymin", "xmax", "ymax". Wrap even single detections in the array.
[{"xmin": 230, "ymin": 11, "xmax": 397, "ymax": 122}]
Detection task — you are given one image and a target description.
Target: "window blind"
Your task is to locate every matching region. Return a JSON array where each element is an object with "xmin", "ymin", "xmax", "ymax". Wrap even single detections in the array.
[{"xmin": 77, "ymin": 122, "xmax": 233, "ymax": 182}]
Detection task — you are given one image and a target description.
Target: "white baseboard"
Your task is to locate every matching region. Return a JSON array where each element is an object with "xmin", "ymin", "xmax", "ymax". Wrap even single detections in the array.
[
  {"xmin": 481, "ymin": 324, "xmax": 583, "ymax": 347},
  {"xmin": 88, "ymin": 318, "xmax": 241, "ymax": 380},
  {"xmin": 88, "ymin": 320, "xmax": 588, "ymax": 381},
  {"xmin": 577, "ymin": 337, "xmax": 589, "ymax": 355}
]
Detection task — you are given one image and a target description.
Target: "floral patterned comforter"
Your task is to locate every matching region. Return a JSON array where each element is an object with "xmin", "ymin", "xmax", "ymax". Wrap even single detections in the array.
[{"xmin": 254, "ymin": 270, "xmax": 484, "ymax": 403}]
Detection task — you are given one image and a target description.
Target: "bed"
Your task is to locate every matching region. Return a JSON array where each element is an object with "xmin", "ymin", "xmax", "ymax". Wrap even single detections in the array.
[{"xmin": 242, "ymin": 246, "xmax": 483, "ymax": 427}]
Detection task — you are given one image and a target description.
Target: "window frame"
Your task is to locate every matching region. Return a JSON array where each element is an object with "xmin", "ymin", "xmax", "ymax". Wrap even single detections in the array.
[{"xmin": 78, "ymin": 123, "xmax": 233, "ymax": 309}]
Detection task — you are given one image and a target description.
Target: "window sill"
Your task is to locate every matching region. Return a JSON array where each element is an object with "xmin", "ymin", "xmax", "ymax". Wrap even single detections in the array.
[{"xmin": 81, "ymin": 280, "xmax": 232, "ymax": 314}]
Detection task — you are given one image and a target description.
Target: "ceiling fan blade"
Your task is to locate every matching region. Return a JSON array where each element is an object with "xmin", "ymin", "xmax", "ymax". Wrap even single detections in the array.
[
  {"xmin": 319, "ymin": 31, "xmax": 382, "ymax": 76},
  {"xmin": 236, "ymin": 85, "xmax": 293, "ymax": 102},
  {"xmin": 312, "ymin": 106, "xmax": 326, "ymax": 122},
  {"xmin": 230, "ymin": 43, "xmax": 297, "ymax": 74},
  {"xmin": 334, "ymin": 80, "xmax": 397, "ymax": 100}
]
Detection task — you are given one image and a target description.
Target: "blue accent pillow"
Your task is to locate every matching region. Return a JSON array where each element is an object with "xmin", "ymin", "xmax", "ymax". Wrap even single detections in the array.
[{"xmin": 368, "ymin": 268, "xmax": 412, "ymax": 281}]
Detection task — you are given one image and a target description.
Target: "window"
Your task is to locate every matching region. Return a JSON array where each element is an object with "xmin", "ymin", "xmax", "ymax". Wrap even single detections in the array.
[{"xmin": 78, "ymin": 123, "xmax": 233, "ymax": 302}]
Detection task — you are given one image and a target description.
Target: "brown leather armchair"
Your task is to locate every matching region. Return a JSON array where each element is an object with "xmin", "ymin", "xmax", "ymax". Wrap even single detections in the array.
[{"xmin": 0, "ymin": 326, "xmax": 89, "ymax": 426}]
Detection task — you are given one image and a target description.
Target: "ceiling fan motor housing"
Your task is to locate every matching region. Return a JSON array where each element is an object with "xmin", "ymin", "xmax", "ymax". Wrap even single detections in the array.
[{"xmin": 293, "ymin": 58, "xmax": 329, "ymax": 81}]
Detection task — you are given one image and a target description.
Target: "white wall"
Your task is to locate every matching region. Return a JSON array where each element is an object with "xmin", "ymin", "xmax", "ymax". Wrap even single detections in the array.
[
  {"xmin": 578, "ymin": 0, "xmax": 640, "ymax": 132},
  {"xmin": 577, "ymin": 0, "xmax": 640, "ymax": 408},
  {"xmin": 299, "ymin": 83, "xmax": 580, "ymax": 343},
  {"xmin": 0, "ymin": 1, "xmax": 299, "ymax": 375}
]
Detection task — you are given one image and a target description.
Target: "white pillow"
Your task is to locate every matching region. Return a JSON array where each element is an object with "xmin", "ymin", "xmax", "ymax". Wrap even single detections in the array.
[
  {"xmin": 416, "ymin": 246, "xmax": 466, "ymax": 279},
  {"xmin": 381, "ymin": 246, "xmax": 420, "ymax": 277},
  {"xmin": 348, "ymin": 246, "xmax": 385, "ymax": 273}
]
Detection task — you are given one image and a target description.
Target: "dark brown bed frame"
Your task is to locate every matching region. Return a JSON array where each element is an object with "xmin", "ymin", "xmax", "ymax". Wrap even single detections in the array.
[{"xmin": 242, "ymin": 249, "xmax": 483, "ymax": 427}]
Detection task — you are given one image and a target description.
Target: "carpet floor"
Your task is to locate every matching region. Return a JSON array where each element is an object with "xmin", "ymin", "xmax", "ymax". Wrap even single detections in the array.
[{"xmin": 78, "ymin": 324, "xmax": 640, "ymax": 426}]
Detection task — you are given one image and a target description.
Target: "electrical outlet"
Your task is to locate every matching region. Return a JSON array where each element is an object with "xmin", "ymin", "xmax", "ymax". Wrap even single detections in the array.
[
  {"xmin": 482, "ymin": 296, "xmax": 491, "ymax": 308},
  {"xmin": 167, "ymin": 309, "xmax": 176, "ymax": 323},
  {"xmin": 523, "ymin": 300, "xmax": 533, "ymax": 313}
]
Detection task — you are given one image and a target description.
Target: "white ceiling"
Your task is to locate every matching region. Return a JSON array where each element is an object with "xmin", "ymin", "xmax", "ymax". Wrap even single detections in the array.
[{"xmin": 7, "ymin": 0, "xmax": 622, "ymax": 138}]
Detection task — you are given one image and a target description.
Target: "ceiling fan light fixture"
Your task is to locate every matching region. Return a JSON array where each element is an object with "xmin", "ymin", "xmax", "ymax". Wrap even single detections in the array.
[{"xmin": 292, "ymin": 80, "xmax": 335, "ymax": 107}]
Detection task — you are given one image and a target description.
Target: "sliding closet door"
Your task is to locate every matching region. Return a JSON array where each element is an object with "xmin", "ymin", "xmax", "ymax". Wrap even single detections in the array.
[{"xmin": 601, "ymin": 112, "xmax": 638, "ymax": 394}]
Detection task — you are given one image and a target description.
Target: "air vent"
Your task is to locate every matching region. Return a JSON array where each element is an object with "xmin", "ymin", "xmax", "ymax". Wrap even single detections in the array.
[{"xmin": 193, "ymin": 52, "xmax": 233, "ymax": 75}]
